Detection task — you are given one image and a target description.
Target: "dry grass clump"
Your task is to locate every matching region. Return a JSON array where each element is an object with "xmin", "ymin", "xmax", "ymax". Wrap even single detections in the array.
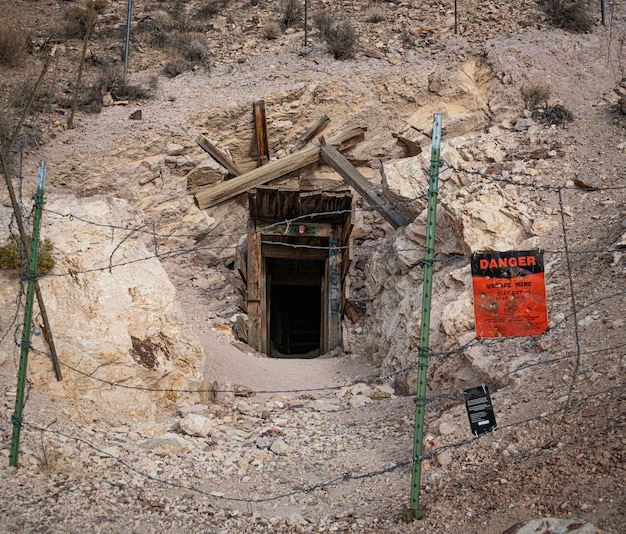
[
  {"xmin": 163, "ymin": 34, "xmax": 211, "ymax": 78},
  {"xmin": 364, "ymin": 5, "xmax": 385, "ymax": 23},
  {"xmin": 539, "ymin": 0, "xmax": 594, "ymax": 33},
  {"xmin": 521, "ymin": 82, "xmax": 552, "ymax": 111},
  {"xmin": 0, "ymin": 24, "xmax": 27, "ymax": 67},
  {"xmin": 262, "ymin": 22, "xmax": 282, "ymax": 40},
  {"xmin": 312, "ymin": 10, "xmax": 334, "ymax": 40}
]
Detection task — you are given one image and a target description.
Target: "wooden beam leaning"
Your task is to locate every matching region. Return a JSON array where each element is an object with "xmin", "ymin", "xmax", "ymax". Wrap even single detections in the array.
[
  {"xmin": 292, "ymin": 114, "xmax": 330, "ymax": 152},
  {"xmin": 253, "ymin": 100, "xmax": 270, "ymax": 166},
  {"xmin": 319, "ymin": 142, "xmax": 410, "ymax": 229},
  {"xmin": 196, "ymin": 135, "xmax": 242, "ymax": 177},
  {"xmin": 196, "ymin": 127, "xmax": 366, "ymax": 210}
]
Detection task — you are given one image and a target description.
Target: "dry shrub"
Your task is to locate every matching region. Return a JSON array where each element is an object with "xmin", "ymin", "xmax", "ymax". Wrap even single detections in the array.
[
  {"xmin": 196, "ymin": 0, "xmax": 230, "ymax": 19},
  {"xmin": 262, "ymin": 22, "xmax": 282, "ymax": 40},
  {"xmin": 280, "ymin": 0, "xmax": 303, "ymax": 30},
  {"xmin": 163, "ymin": 34, "xmax": 211, "ymax": 78},
  {"xmin": 312, "ymin": 10, "xmax": 334, "ymax": 40},
  {"xmin": 313, "ymin": 11, "xmax": 358, "ymax": 60},
  {"xmin": 137, "ymin": 12, "xmax": 175, "ymax": 48},
  {"xmin": 539, "ymin": 0, "xmax": 593, "ymax": 33},
  {"xmin": 64, "ymin": 5, "xmax": 96, "ymax": 39},
  {"xmin": 521, "ymin": 82, "xmax": 552, "ymax": 111},
  {"xmin": 79, "ymin": 63, "xmax": 154, "ymax": 112},
  {"xmin": 0, "ymin": 24, "xmax": 27, "ymax": 67}
]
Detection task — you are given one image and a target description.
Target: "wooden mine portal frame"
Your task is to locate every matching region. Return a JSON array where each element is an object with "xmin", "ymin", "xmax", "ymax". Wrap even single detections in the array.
[
  {"xmin": 194, "ymin": 102, "xmax": 408, "ymax": 357},
  {"xmin": 245, "ymin": 187, "xmax": 353, "ymax": 357}
]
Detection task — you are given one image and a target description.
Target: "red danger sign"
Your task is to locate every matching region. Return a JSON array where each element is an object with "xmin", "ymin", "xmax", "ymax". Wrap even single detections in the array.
[{"xmin": 471, "ymin": 250, "xmax": 548, "ymax": 338}]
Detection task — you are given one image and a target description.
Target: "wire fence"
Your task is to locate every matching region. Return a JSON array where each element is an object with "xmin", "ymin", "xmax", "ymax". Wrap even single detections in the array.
[{"xmin": 1, "ymin": 153, "xmax": 624, "ymax": 510}]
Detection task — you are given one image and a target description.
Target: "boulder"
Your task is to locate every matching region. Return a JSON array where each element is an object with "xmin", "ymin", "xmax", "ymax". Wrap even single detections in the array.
[{"xmin": 4, "ymin": 195, "xmax": 206, "ymax": 418}]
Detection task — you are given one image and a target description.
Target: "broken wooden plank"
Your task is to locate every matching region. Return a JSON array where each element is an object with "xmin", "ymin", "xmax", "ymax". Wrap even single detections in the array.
[
  {"xmin": 195, "ymin": 127, "xmax": 366, "ymax": 210},
  {"xmin": 292, "ymin": 114, "xmax": 330, "ymax": 152},
  {"xmin": 319, "ymin": 142, "xmax": 410, "ymax": 229},
  {"xmin": 196, "ymin": 135, "xmax": 242, "ymax": 177},
  {"xmin": 253, "ymin": 100, "xmax": 270, "ymax": 166}
]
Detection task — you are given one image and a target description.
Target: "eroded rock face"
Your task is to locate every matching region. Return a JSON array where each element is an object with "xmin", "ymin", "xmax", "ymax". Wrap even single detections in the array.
[{"xmin": 0, "ymin": 195, "xmax": 205, "ymax": 419}]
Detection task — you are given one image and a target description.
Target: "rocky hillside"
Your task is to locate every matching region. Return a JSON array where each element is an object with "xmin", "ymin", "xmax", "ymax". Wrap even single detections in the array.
[{"xmin": 0, "ymin": 0, "xmax": 625, "ymax": 532}]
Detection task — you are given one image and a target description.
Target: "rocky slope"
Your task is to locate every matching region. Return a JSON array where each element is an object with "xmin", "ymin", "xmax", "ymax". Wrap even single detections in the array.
[{"xmin": 0, "ymin": 0, "xmax": 625, "ymax": 532}]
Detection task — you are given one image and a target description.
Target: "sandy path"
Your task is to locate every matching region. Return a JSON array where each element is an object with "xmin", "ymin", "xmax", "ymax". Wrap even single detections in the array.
[{"xmin": 199, "ymin": 330, "xmax": 379, "ymax": 400}]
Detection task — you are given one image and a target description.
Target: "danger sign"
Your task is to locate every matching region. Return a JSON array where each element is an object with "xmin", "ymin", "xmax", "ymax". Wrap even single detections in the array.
[{"xmin": 471, "ymin": 249, "xmax": 548, "ymax": 338}]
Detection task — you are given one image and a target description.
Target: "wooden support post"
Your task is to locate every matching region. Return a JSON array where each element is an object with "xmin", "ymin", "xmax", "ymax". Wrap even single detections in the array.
[
  {"xmin": 246, "ymin": 226, "xmax": 263, "ymax": 352},
  {"xmin": 196, "ymin": 135, "xmax": 242, "ymax": 177},
  {"xmin": 319, "ymin": 143, "xmax": 410, "ymax": 229},
  {"xmin": 68, "ymin": 0, "xmax": 95, "ymax": 129},
  {"xmin": 253, "ymin": 100, "xmax": 270, "ymax": 166},
  {"xmin": 195, "ymin": 127, "xmax": 366, "ymax": 209}
]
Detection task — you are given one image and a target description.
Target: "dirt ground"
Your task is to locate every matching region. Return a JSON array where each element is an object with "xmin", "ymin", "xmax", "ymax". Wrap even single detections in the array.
[{"xmin": 1, "ymin": 0, "xmax": 625, "ymax": 533}]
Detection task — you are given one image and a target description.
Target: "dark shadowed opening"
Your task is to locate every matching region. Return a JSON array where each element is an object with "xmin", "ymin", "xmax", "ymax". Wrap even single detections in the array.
[{"xmin": 267, "ymin": 257, "xmax": 324, "ymax": 358}]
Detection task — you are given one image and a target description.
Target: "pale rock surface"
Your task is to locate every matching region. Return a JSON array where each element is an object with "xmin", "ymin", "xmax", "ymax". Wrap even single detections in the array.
[{"xmin": 1, "ymin": 195, "xmax": 206, "ymax": 418}]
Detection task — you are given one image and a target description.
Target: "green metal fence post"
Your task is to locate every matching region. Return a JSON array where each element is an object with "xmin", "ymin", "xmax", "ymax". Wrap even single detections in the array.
[
  {"xmin": 404, "ymin": 114, "xmax": 442, "ymax": 521},
  {"xmin": 10, "ymin": 161, "xmax": 47, "ymax": 468}
]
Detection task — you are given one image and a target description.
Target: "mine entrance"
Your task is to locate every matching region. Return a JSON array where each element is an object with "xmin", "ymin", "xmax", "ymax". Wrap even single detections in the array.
[
  {"xmin": 267, "ymin": 257, "xmax": 324, "ymax": 357},
  {"xmin": 244, "ymin": 188, "xmax": 353, "ymax": 358}
]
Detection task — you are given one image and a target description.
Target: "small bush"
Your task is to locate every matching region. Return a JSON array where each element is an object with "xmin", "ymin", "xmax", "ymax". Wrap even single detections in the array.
[
  {"xmin": 325, "ymin": 21, "xmax": 358, "ymax": 60},
  {"xmin": 0, "ymin": 236, "xmax": 55, "ymax": 275},
  {"xmin": 262, "ymin": 22, "xmax": 282, "ymax": 40},
  {"xmin": 541, "ymin": 104, "xmax": 574, "ymax": 125},
  {"xmin": 280, "ymin": 0, "xmax": 303, "ymax": 30},
  {"xmin": 521, "ymin": 82, "xmax": 552, "ymax": 111},
  {"xmin": 162, "ymin": 34, "xmax": 210, "ymax": 77},
  {"xmin": 364, "ymin": 5, "xmax": 385, "ymax": 23},
  {"xmin": 0, "ymin": 24, "xmax": 27, "ymax": 67},
  {"xmin": 539, "ymin": 0, "xmax": 593, "ymax": 33}
]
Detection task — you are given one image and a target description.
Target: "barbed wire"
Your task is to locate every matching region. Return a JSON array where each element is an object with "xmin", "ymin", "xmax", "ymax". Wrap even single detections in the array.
[
  {"xmin": 440, "ymin": 160, "xmax": 626, "ymax": 192},
  {"xmin": 14, "ymin": 383, "xmax": 623, "ymax": 506}
]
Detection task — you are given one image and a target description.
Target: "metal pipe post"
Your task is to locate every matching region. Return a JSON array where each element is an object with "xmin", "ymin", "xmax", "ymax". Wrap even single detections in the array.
[
  {"xmin": 404, "ymin": 114, "xmax": 442, "ymax": 521},
  {"xmin": 10, "ymin": 161, "xmax": 47, "ymax": 467},
  {"xmin": 124, "ymin": 0, "xmax": 133, "ymax": 73}
]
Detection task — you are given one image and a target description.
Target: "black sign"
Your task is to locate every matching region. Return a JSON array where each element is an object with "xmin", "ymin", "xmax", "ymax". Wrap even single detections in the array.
[{"xmin": 463, "ymin": 385, "xmax": 497, "ymax": 435}]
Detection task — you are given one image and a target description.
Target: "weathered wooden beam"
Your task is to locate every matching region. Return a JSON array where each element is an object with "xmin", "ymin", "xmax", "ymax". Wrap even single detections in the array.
[
  {"xmin": 292, "ymin": 114, "xmax": 330, "ymax": 152},
  {"xmin": 319, "ymin": 142, "xmax": 410, "ymax": 229},
  {"xmin": 196, "ymin": 127, "xmax": 366, "ymax": 210},
  {"xmin": 196, "ymin": 135, "xmax": 242, "ymax": 177},
  {"xmin": 253, "ymin": 100, "xmax": 270, "ymax": 166}
]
